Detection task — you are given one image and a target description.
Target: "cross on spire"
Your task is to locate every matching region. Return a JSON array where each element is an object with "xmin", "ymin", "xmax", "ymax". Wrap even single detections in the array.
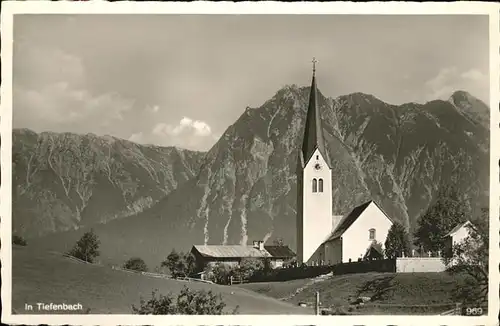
[{"xmin": 312, "ymin": 57, "xmax": 317, "ymax": 75}]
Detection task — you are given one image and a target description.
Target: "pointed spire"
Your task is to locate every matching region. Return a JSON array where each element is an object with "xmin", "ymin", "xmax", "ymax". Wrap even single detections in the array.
[{"xmin": 301, "ymin": 58, "xmax": 328, "ymax": 165}]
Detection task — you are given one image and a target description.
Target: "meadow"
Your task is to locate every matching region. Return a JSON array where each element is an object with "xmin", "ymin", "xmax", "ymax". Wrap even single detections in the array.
[
  {"xmin": 12, "ymin": 245, "xmax": 311, "ymax": 315},
  {"xmin": 238, "ymin": 271, "xmax": 470, "ymax": 315}
]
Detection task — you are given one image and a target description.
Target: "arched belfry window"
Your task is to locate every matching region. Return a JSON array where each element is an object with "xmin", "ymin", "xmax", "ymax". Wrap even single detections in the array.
[
  {"xmin": 369, "ymin": 228, "xmax": 376, "ymax": 240},
  {"xmin": 312, "ymin": 178, "xmax": 318, "ymax": 193},
  {"xmin": 318, "ymin": 178, "xmax": 324, "ymax": 192}
]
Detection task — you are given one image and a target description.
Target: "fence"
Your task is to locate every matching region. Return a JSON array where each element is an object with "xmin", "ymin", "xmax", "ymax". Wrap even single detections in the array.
[
  {"xmin": 229, "ymin": 275, "xmax": 246, "ymax": 285},
  {"xmin": 332, "ymin": 259, "xmax": 396, "ymax": 275},
  {"xmin": 247, "ymin": 259, "xmax": 397, "ymax": 283},
  {"xmin": 250, "ymin": 265, "xmax": 332, "ymax": 283}
]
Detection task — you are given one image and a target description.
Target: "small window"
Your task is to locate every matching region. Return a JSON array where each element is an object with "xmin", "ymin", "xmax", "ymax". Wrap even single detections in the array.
[
  {"xmin": 318, "ymin": 178, "xmax": 324, "ymax": 192},
  {"xmin": 369, "ymin": 228, "xmax": 376, "ymax": 240},
  {"xmin": 316, "ymin": 155, "xmax": 319, "ymax": 160},
  {"xmin": 312, "ymin": 179, "xmax": 318, "ymax": 192}
]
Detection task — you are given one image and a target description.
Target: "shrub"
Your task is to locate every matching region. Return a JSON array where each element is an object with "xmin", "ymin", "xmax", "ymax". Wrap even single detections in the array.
[
  {"xmin": 12, "ymin": 235, "xmax": 27, "ymax": 246},
  {"xmin": 205, "ymin": 263, "xmax": 232, "ymax": 285},
  {"xmin": 132, "ymin": 285, "xmax": 232, "ymax": 315},
  {"xmin": 67, "ymin": 229, "xmax": 100, "ymax": 263},
  {"xmin": 233, "ymin": 258, "xmax": 264, "ymax": 280},
  {"xmin": 123, "ymin": 257, "xmax": 148, "ymax": 272},
  {"xmin": 161, "ymin": 249, "xmax": 196, "ymax": 278}
]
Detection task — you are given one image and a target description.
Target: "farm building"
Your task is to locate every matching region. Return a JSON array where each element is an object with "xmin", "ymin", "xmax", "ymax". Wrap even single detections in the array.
[{"xmin": 190, "ymin": 241, "xmax": 296, "ymax": 271}]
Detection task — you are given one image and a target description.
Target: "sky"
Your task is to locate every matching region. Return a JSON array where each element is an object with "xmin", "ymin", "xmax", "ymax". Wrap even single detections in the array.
[{"xmin": 13, "ymin": 14, "xmax": 490, "ymax": 151}]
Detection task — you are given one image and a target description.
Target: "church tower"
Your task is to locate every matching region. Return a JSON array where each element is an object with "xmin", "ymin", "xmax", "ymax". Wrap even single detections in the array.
[{"xmin": 296, "ymin": 58, "xmax": 333, "ymax": 265}]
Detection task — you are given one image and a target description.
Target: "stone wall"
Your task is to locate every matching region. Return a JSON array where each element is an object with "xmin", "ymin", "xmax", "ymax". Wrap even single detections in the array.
[{"xmin": 396, "ymin": 257, "xmax": 446, "ymax": 273}]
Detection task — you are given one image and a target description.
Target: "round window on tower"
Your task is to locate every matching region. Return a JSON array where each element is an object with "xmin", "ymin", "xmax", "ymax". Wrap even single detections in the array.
[{"xmin": 314, "ymin": 163, "xmax": 321, "ymax": 170}]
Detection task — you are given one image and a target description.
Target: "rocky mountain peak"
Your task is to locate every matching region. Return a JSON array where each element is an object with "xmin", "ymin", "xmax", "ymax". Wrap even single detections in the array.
[
  {"xmin": 448, "ymin": 90, "xmax": 489, "ymax": 129},
  {"xmin": 16, "ymin": 86, "xmax": 490, "ymax": 267}
]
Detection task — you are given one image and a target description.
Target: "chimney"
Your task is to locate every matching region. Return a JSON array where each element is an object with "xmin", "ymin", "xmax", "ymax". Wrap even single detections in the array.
[{"xmin": 253, "ymin": 240, "xmax": 264, "ymax": 250}]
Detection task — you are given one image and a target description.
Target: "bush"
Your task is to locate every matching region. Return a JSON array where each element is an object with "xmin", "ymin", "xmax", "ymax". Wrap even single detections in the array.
[
  {"xmin": 205, "ymin": 263, "xmax": 232, "ymax": 285},
  {"xmin": 12, "ymin": 235, "xmax": 27, "ymax": 246},
  {"xmin": 161, "ymin": 249, "xmax": 196, "ymax": 278},
  {"xmin": 233, "ymin": 258, "xmax": 264, "ymax": 280},
  {"xmin": 67, "ymin": 229, "xmax": 100, "ymax": 263},
  {"xmin": 132, "ymin": 285, "xmax": 234, "ymax": 315},
  {"xmin": 123, "ymin": 257, "xmax": 148, "ymax": 272}
]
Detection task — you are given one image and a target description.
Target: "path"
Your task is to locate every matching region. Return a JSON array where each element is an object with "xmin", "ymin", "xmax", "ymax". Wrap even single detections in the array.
[{"xmin": 279, "ymin": 272, "xmax": 333, "ymax": 301}]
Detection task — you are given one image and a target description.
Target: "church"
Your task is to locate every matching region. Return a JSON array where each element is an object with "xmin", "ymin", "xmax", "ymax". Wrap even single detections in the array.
[{"xmin": 296, "ymin": 59, "xmax": 394, "ymax": 266}]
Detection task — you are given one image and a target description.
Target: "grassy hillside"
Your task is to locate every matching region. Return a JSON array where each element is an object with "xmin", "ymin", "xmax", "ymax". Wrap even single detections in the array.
[
  {"xmin": 12, "ymin": 246, "xmax": 312, "ymax": 315},
  {"xmin": 239, "ymin": 272, "xmax": 469, "ymax": 315}
]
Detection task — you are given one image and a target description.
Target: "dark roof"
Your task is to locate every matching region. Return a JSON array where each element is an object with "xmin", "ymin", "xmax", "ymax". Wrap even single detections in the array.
[
  {"xmin": 300, "ymin": 70, "xmax": 330, "ymax": 167},
  {"xmin": 326, "ymin": 201, "xmax": 372, "ymax": 241},
  {"xmin": 325, "ymin": 200, "xmax": 394, "ymax": 242},
  {"xmin": 264, "ymin": 245, "xmax": 296, "ymax": 258},
  {"xmin": 366, "ymin": 242, "xmax": 384, "ymax": 256}
]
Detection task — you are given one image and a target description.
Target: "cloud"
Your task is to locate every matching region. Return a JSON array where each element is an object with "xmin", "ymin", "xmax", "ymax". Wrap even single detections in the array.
[
  {"xmin": 154, "ymin": 117, "xmax": 213, "ymax": 138},
  {"xmin": 461, "ymin": 69, "xmax": 487, "ymax": 82},
  {"xmin": 148, "ymin": 105, "xmax": 160, "ymax": 113},
  {"xmin": 128, "ymin": 131, "xmax": 145, "ymax": 144},
  {"xmin": 424, "ymin": 67, "xmax": 489, "ymax": 103},
  {"xmin": 13, "ymin": 44, "xmax": 134, "ymax": 133},
  {"xmin": 128, "ymin": 117, "xmax": 218, "ymax": 151}
]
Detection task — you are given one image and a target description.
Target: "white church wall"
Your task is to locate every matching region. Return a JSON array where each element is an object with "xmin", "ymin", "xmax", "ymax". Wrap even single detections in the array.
[
  {"xmin": 324, "ymin": 238, "xmax": 342, "ymax": 265},
  {"xmin": 341, "ymin": 202, "xmax": 392, "ymax": 263},
  {"xmin": 299, "ymin": 148, "xmax": 333, "ymax": 264}
]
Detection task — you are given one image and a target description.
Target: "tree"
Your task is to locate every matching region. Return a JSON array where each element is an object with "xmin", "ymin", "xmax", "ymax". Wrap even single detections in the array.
[
  {"xmin": 123, "ymin": 257, "xmax": 148, "ymax": 272},
  {"xmin": 205, "ymin": 263, "xmax": 232, "ymax": 285},
  {"xmin": 414, "ymin": 185, "xmax": 469, "ymax": 252},
  {"xmin": 68, "ymin": 229, "xmax": 100, "ymax": 263},
  {"xmin": 161, "ymin": 250, "xmax": 195, "ymax": 278},
  {"xmin": 132, "ymin": 286, "xmax": 231, "ymax": 315},
  {"xmin": 384, "ymin": 222, "xmax": 411, "ymax": 259},
  {"xmin": 444, "ymin": 208, "xmax": 489, "ymax": 305},
  {"xmin": 12, "ymin": 235, "xmax": 27, "ymax": 246},
  {"xmin": 273, "ymin": 238, "xmax": 285, "ymax": 246},
  {"xmin": 234, "ymin": 258, "xmax": 264, "ymax": 280}
]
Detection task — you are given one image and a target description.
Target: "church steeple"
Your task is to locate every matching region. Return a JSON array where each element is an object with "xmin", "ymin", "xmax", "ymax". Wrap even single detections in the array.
[{"xmin": 301, "ymin": 57, "xmax": 328, "ymax": 165}]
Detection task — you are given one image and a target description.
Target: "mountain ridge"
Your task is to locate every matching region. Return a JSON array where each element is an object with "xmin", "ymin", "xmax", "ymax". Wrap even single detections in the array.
[
  {"xmin": 14, "ymin": 87, "xmax": 490, "ymax": 268},
  {"xmin": 12, "ymin": 128, "xmax": 206, "ymax": 237}
]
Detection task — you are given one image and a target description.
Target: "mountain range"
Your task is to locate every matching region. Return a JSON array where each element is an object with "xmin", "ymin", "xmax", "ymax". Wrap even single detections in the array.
[{"xmin": 12, "ymin": 87, "xmax": 490, "ymax": 268}]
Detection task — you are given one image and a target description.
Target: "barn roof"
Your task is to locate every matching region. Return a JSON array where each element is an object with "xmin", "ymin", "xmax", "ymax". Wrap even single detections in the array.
[
  {"xmin": 264, "ymin": 245, "xmax": 296, "ymax": 258},
  {"xmin": 191, "ymin": 245, "xmax": 272, "ymax": 259},
  {"xmin": 325, "ymin": 200, "xmax": 393, "ymax": 242}
]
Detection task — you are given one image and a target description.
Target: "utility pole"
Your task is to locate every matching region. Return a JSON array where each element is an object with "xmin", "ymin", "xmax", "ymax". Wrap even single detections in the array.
[{"xmin": 315, "ymin": 291, "xmax": 320, "ymax": 315}]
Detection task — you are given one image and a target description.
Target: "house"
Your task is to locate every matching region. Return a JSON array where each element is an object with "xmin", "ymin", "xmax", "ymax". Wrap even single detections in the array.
[
  {"xmin": 263, "ymin": 245, "xmax": 297, "ymax": 268},
  {"xmin": 443, "ymin": 220, "xmax": 475, "ymax": 257},
  {"xmin": 190, "ymin": 241, "xmax": 296, "ymax": 272},
  {"xmin": 296, "ymin": 60, "xmax": 394, "ymax": 266}
]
